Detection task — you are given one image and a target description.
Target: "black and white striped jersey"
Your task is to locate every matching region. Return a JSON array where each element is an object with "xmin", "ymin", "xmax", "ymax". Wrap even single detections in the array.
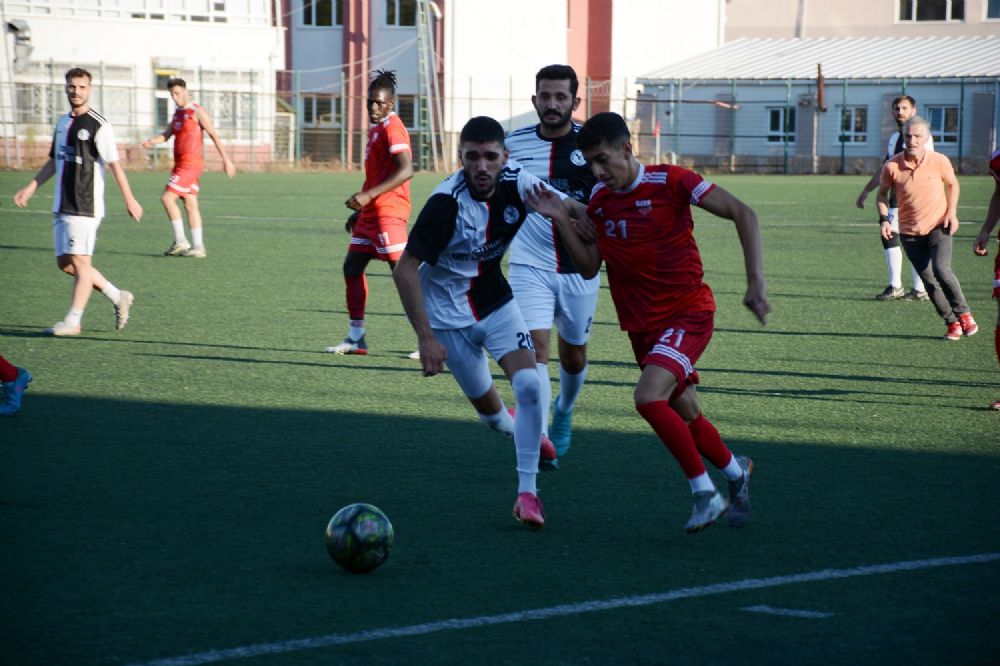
[
  {"xmin": 406, "ymin": 159, "xmax": 564, "ymax": 329},
  {"xmin": 49, "ymin": 110, "xmax": 120, "ymax": 218},
  {"xmin": 506, "ymin": 123, "xmax": 595, "ymax": 273}
]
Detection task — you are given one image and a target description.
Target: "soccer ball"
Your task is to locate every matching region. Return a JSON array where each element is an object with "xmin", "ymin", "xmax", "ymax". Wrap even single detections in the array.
[{"xmin": 325, "ymin": 503, "xmax": 394, "ymax": 574}]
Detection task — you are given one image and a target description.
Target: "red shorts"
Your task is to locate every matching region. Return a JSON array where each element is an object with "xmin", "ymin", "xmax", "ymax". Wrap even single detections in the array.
[
  {"xmin": 628, "ymin": 310, "xmax": 714, "ymax": 399},
  {"xmin": 166, "ymin": 163, "xmax": 203, "ymax": 196},
  {"xmin": 993, "ymin": 252, "xmax": 999, "ymax": 299},
  {"xmin": 348, "ymin": 216, "xmax": 408, "ymax": 262}
]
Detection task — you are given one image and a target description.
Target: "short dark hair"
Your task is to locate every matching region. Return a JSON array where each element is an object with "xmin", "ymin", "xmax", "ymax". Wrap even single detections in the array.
[
  {"xmin": 892, "ymin": 95, "xmax": 917, "ymax": 108},
  {"xmin": 577, "ymin": 112, "xmax": 630, "ymax": 151},
  {"xmin": 459, "ymin": 116, "xmax": 506, "ymax": 146},
  {"xmin": 167, "ymin": 78, "xmax": 187, "ymax": 90},
  {"xmin": 65, "ymin": 67, "xmax": 92, "ymax": 83},
  {"xmin": 370, "ymin": 69, "xmax": 397, "ymax": 97},
  {"xmin": 535, "ymin": 64, "xmax": 579, "ymax": 97}
]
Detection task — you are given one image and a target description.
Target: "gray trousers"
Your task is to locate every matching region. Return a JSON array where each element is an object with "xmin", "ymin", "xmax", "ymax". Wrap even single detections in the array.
[{"xmin": 900, "ymin": 226, "xmax": 969, "ymax": 324}]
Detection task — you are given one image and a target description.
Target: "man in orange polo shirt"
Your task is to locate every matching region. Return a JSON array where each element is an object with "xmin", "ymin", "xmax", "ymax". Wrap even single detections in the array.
[{"xmin": 877, "ymin": 116, "xmax": 977, "ymax": 341}]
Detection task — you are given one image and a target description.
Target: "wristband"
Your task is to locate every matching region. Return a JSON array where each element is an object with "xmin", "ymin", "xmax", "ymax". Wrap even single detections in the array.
[{"xmin": 878, "ymin": 214, "xmax": 889, "ymax": 223}]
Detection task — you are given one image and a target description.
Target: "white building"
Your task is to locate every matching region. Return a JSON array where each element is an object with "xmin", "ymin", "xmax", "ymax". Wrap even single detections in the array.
[
  {"xmin": 282, "ymin": 0, "xmax": 726, "ymax": 169},
  {"xmin": 636, "ymin": 36, "xmax": 1000, "ymax": 174},
  {"xmin": 0, "ymin": 0, "xmax": 286, "ymax": 168}
]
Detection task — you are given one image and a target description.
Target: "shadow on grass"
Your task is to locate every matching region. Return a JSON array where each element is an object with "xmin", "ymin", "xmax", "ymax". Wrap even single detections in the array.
[{"xmin": 2, "ymin": 394, "xmax": 998, "ymax": 665}]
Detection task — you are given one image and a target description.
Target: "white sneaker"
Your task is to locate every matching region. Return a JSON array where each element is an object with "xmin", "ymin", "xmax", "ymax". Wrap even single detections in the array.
[
  {"xmin": 324, "ymin": 336, "xmax": 368, "ymax": 355},
  {"xmin": 685, "ymin": 491, "xmax": 728, "ymax": 533},
  {"xmin": 45, "ymin": 320, "xmax": 81, "ymax": 337},
  {"xmin": 182, "ymin": 246, "xmax": 207, "ymax": 258},
  {"xmin": 115, "ymin": 290, "xmax": 134, "ymax": 330},
  {"xmin": 164, "ymin": 240, "xmax": 191, "ymax": 256}
]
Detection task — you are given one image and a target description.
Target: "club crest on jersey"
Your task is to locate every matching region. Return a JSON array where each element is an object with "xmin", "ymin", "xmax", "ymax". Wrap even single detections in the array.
[
  {"xmin": 77, "ymin": 128, "xmax": 91, "ymax": 141},
  {"xmin": 635, "ymin": 199, "xmax": 653, "ymax": 215},
  {"xmin": 503, "ymin": 205, "xmax": 520, "ymax": 225},
  {"xmin": 570, "ymin": 150, "xmax": 586, "ymax": 167}
]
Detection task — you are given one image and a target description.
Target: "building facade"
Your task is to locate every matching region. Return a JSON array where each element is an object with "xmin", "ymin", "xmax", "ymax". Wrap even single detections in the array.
[{"xmin": 0, "ymin": 0, "xmax": 286, "ymax": 169}]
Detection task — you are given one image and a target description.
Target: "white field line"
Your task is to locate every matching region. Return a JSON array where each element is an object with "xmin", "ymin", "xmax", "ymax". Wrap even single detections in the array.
[
  {"xmin": 741, "ymin": 604, "xmax": 833, "ymax": 618},
  {"xmin": 126, "ymin": 552, "xmax": 1000, "ymax": 666}
]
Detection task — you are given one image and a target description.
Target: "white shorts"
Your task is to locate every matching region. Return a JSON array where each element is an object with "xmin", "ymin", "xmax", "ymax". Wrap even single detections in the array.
[
  {"xmin": 53, "ymin": 214, "xmax": 101, "ymax": 256},
  {"xmin": 508, "ymin": 263, "xmax": 599, "ymax": 346},
  {"xmin": 435, "ymin": 300, "xmax": 533, "ymax": 400}
]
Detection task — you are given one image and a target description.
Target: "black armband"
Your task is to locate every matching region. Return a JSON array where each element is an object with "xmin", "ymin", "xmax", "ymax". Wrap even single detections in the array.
[{"xmin": 878, "ymin": 214, "xmax": 889, "ymax": 223}]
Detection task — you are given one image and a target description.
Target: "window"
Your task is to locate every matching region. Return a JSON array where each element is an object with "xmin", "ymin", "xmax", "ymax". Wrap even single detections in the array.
[
  {"xmin": 898, "ymin": 0, "xmax": 964, "ymax": 21},
  {"xmin": 303, "ymin": 0, "xmax": 342, "ymax": 26},
  {"xmin": 303, "ymin": 94, "xmax": 338, "ymax": 127},
  {"xmin": 988, "ymin": 0, "xmax": 1000, "ymax": 18},
  {"xmin": 925, "ymin": 105, "xmax": 960, "ymax": 143},
  {"xmin": 395, "ymin": 95, "xmax": 416, "ymax": 127},
  {"xmin": 154, "ymin": 70, "xmax": 177, "ymax": 127},
  {"xmin": 385, "ymin": 0, "xmax": 416, "ymax": 26},
  {"xmin": 838, "ymin": 106, "xmax": 868, "ymax": 143},
  {"xmin": 767, "ymin": 107, "xmax": 795, "ymax": 143}
]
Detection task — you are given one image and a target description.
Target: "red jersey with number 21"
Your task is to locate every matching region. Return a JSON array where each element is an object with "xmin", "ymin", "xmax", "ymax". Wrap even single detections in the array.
[{"xmin": 587, "ymin": 163, "xmax": 716, "ymax": 332}]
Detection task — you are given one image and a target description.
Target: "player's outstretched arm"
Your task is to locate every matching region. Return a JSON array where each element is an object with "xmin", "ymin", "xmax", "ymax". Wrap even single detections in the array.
[
  {"xmin": 974, "ymin": 181, "xmax": 1000, "ymax": 256},
  {"xmin": 392, "ymin": 250, "xmax": 447, "ymax": 376},
  {"xmin": 13, "ymin": 159, "xmax": 55, "ymax": 207},
  {"xmin": 856, "ymin": 169, "xmax": 882, "ymax": 209},
  {"xmin": 526, "ymin": 183, "xmax": 602, "ymax": 279},
  {"xmin": 197, "ymin": 108, "xmax": 236, "ymax": 178},
  {"xmin": 140, "ymin": 124, "xmax": 173, "ymax": 149},
  {"xmin": 107, "ymin": 161, "xmax": 143, "ymax": 222},
  {"xmin": 699, "ymin": 186, "xmax": 770, "ymax": 324}
]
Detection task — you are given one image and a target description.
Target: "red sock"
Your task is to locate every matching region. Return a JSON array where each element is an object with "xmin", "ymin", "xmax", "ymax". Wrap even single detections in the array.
[
  {"xmin": 995, "ymin": 326, "xmax": 1000, "ymax": 367},
  {"xmin": 636, "ymin": 401, "xmax": 705, "ymax": 478},
  {"xmin": 345, "ymin": 273, "xmax": 368, "ymax": 321},
  {"xmin": 0, "ymin": 354, "xmax": 17, "ymax": 382},
  {"xmin": 688, "ymin": 414, "xmax": 734, "ymax": 470}
]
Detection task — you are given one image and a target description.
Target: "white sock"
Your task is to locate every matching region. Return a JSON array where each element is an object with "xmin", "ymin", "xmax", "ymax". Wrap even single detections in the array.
[
  {"xmin": 349, "ymin": 320, "xmax": 365, "ymax": 341},
  {"xmin": 518, "ymin": 471, "xmax": 537, "ymax": 495},
  {"xmin": 557, "ymin": 363, "xmax": 588, "ymax": 413},
  {"xmin": 720, "ymin": 455, "xmax": 743, "ymax": 481},
  {"xmin": 170, "ymin": 219, "xmax": 187, "ymax": 244},
  {"xmin": 511, "ymin": 368, "xmax": 542, "ymax": 486},
  {"xmin": 884, "ymin": 247, "xmax": 903, "ymax": 289},
  {"xmin": 910, "ymin": 265, "xmax": 925, "ymax": 292},
  {"xmin": 536, "ymin": 362, "xmax": 551, "ymax": 435},
  {"xmin": 479, "ymin": 404, "xmax": 515, "ymax": 436},
  {"xmin": 65, "ymin": 308, "xmax": 84, "ymax": 326},
  {"xmin": 101, "ymin": 282, "xmax": 122, "ymax": 305},
  {"xmin": 191, "ymin": 227, "xmax": 204, "ymax": 249},
  {"xmin": 688, "ymin": 472, "xmax": 715, "ymax": 494}
]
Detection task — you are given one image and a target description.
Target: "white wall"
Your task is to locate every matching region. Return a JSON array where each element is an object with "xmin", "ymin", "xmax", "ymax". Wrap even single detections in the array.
[{"xmin": 441, "ymin": 0, "xmax": 569, "ymax": 134}]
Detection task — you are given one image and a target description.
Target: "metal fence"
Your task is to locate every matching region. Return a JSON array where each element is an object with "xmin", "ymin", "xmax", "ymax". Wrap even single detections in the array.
[{"xmin": 2, "ymin": 75, "xmax": 997, "ymax": 174}]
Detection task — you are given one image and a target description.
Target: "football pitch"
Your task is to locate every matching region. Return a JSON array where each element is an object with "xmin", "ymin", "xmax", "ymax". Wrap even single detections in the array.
[{"xmin": 1, "ymin": 170, "xmax": 998, "ymax": 665}]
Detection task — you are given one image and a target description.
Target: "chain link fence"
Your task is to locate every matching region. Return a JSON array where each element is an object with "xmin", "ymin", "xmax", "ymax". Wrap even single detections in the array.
[{"xmin": 2, "ymin": 70, "xmax": 996, "ymax": 174}]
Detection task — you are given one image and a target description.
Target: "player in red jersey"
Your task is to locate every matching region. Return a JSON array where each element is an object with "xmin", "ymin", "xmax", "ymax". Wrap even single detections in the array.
[
  {"xmin": 141, "ymin": 78, "xmax": 235, "ymax": 258},
  {"xmin": 529, "ymin": 112, "xmax": 769, "ymax": 533},
  {"xmin": 973, "ymin": 147, "xmax": 1000, "ymax": 410},
  {"xmin": 325, "ymin": 70, "xmax": 415, "ymax": 357}
]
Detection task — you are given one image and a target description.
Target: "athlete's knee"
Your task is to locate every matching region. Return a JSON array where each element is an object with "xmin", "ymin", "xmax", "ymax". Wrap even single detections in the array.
[
  {"xmin": 511, "ymin": 367, "xmax": 541, "ymax": 406},
  {"xmin": 560, "ymin": 343, "xmax": 587, "ymax": 374},
  {"xmin": 342, "ymin": 253, "xmax": 367, "ymax": 277}
]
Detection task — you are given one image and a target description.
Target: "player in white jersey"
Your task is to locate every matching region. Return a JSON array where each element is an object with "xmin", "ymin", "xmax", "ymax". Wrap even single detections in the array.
[
  {"xmin": 393, "ymin": 117, "xmax": 585, "ymax": 529},
  {"xmin": 507, "ymin": 65, "xmax": 598, "ymax": 459},
  {"xmin": 856, "ymin": 95, "xmax": 932, "ymax": 302},
  {"xmin": 14, "ymin": 67, "xmax": 143, "ymax": 336}
]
